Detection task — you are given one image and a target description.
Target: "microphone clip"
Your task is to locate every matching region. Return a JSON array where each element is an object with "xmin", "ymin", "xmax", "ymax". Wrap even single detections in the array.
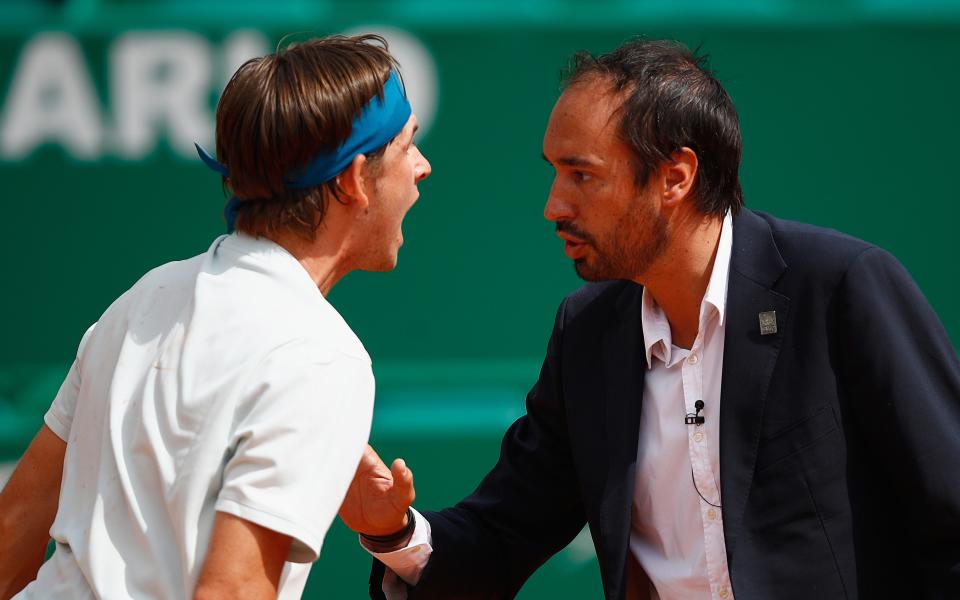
[{"xmin": 685, "ymin": 400, "xmax": 705, "ymax": 426}]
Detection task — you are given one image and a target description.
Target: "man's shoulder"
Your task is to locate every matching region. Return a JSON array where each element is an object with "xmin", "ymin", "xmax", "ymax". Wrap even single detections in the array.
[
  {"xmin": 745, "ymin": 210, "xmax": 921, "ymax": 304},
  {"xmin": 750, "ymin": 210, "xmax": 880, "ymax": 276}
]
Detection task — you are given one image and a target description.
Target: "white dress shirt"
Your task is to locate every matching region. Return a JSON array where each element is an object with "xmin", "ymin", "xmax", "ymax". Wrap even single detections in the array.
[
  {"xmin": 369, "ymin": 214, "xmax": 734, "ymax": 600},
  {"xmin": 630, "ymin": 212, "xmax": 734, "ymax": 600}
]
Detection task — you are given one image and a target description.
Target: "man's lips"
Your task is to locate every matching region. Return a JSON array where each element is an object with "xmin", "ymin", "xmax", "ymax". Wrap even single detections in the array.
[{"xmin": 557, "ymin": 232, "xmax": 589, "ymax": 259}]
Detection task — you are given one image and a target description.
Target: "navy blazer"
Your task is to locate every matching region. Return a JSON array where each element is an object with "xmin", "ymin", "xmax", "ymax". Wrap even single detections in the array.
[{"xmin": 370, "ymin": 209, "xmax": 960, "ymax": 599}]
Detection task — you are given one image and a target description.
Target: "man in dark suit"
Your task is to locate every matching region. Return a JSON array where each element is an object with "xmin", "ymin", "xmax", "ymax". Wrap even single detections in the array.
[{"xmin": 338, "ymin": 39, "xmax": 960, "ymax": 599}]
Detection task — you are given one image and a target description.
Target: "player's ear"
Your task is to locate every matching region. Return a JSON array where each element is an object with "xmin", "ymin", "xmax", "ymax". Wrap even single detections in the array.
[{"xmin": 336, "ymin": 154, "xmax": 370, "ymax": 210}]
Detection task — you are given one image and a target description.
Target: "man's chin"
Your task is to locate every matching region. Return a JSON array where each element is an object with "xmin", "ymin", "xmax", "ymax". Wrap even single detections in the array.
[{"xmin": 573, "ymin": 258, "xmax": 614, "ymax": 282}]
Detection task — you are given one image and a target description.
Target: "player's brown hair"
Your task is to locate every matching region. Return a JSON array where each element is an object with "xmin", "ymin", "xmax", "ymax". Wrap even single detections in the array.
[{"xmin": 215, "ymin": 34, "xmax": 398, "ymax": 240}]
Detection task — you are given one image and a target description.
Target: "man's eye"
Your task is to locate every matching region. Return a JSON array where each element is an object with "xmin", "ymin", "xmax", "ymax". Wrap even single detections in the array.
[{"xmin": 573, "ymin": 171, "xmax": 591, "ymax": 182}]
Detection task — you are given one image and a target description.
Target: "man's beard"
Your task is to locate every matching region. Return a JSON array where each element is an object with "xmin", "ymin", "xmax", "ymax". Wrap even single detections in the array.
[{"xmin": 560, "ymin": 202, "xmax": 669, "ymax": 282}]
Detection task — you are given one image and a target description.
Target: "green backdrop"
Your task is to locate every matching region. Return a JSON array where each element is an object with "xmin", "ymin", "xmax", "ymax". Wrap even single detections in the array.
[{"xmin": 0, "ymin": 1, "xmax": 958, "ymax": 597}]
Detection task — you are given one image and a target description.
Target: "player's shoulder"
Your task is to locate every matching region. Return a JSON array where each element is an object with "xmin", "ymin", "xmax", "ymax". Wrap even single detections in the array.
[
  {"xmin": 98, "ymin": 254, "xmax": 206, "ymax": 320},
  {"xmin": 277, "ymin": 307, "xmax": 372, "ymax": 365},
  {"xmin": 138, "ymin": 254, "xmax": 207, "ymax": 289}
]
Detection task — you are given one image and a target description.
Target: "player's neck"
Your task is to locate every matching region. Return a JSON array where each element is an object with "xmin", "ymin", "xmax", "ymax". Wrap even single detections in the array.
[{"xmin": 269, "ymin": 229, "xmax": 352, "ymax": 297}]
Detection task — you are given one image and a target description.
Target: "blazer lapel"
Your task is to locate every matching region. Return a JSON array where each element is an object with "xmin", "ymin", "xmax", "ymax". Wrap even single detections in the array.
[
  {"xmin": 597, "ymin": 283, "xmax": 646, "ymax": 600},
  {"xmin": 719, "ymin": 210, "xmax": 790, "ymax": 565}
]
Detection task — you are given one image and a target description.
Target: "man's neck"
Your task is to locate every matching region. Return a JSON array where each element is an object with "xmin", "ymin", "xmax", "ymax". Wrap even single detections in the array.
[{"xmin": 638, "ymin": 214, "xmax": 724, "ymax": 350}]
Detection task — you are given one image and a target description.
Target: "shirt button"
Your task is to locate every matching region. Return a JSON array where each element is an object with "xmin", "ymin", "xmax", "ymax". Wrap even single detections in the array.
[
  {"xmin": 688, "ymin": 354, "xmax": 699, "ymax": 365},
  {"xmin": 719, "ymin": 588, "xmax": 729, "ymax": 598},
  {"xmin": 693, "ymin": 432, "xmax": 704, "ymax": 443},
  {"xmin": 707, "ymin": 508, "xmax": 718, "ymax": 520}
]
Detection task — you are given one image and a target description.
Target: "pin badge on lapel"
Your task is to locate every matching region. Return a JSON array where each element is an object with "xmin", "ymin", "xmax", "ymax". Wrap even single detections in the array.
[{"xmin": 759, "ymin": 311, "xmax": 778, "ymax": 335}]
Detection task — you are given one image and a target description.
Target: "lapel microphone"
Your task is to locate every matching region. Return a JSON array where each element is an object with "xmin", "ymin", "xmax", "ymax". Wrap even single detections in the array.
[
  {"xmin": 685, "ymin": 400, "xmax": 705, "ymax": 425},
  {"xmin": 685, "ymin": 400, "xmax": 722, "ymax": 508}
]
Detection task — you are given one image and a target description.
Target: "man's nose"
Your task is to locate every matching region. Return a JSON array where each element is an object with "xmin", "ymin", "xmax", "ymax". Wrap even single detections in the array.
[{"xmin": 544, "ymin": 181, "xmax": 575, "ymax": 222}]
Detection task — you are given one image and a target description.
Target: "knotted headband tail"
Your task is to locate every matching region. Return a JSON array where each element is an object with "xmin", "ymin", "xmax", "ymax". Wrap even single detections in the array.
[{"xmin": 194, "ymin": 142, "xmax": 228, "ymax": 176}]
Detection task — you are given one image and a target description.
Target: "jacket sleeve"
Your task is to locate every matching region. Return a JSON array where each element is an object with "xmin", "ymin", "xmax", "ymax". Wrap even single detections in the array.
[
  {"xmin": 834, "ymin": 247, "xmax": 960, "ymax": 595},
  {"xmin": 370, "ymin": 299, "xmax": 588, "ymax": 599}
]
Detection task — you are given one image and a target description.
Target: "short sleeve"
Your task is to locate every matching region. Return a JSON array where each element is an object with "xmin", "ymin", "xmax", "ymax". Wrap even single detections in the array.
[
  {"xmin": 44, "ymin": 323, "xmax": 97, "ymax": 440},
  {"xmin": 215, "ymin": 347, "xmax": 375, "ymax": 563}
]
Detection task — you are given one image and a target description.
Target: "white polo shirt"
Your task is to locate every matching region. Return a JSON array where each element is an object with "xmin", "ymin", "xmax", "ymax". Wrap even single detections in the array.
[{"xmin": 17, "ymin": 233, "xmax": 375, "ymax": 600}]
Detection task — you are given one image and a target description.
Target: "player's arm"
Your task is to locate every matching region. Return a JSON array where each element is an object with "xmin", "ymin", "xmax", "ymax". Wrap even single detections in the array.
[
  {"xmin": 193, "ymin": 512, "xmax": 292, "ymax": 600},
  {"xmin": 0, "ymin": 425, "xmax": 67, "ymax": 599},
  {"xmin": 203, "ymin": 349, "xmax": 375, "ymax": 598}
]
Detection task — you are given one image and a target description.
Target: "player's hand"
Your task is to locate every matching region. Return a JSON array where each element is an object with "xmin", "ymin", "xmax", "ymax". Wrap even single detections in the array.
[{"xmin": 339, "ymin": 444, "xmax": 416, "ymax": 537}]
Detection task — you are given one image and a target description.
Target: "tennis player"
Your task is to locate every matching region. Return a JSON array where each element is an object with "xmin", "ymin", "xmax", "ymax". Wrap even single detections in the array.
[{"xmin": 0, "ymin": 33, "xmax": 429, "ymax": 600}]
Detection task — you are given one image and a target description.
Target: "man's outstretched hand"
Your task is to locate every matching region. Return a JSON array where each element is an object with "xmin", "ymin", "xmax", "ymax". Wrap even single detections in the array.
[{"xmin": 339, "ymin": 444, "xmax": 416, "ymax": 537}]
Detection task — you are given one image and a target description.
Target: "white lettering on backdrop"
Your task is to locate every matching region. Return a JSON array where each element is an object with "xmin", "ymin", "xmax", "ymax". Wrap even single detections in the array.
[
  {"xmin": 0, "ymin": 33, "xmax": 103, "ymax": 159},
  {"xmin": 0, "ymin": 27, "xmax": 437, "ymax": 162}
]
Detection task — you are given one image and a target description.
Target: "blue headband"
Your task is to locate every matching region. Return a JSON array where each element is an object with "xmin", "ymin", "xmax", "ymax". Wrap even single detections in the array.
[{"xmin": 196, "ymin": 70, "xmax": 412, "ymax": 231}]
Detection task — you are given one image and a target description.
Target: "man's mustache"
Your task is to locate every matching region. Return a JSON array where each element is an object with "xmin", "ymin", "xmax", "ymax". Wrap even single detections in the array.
[{"xmin": 556, "ymin": 221, "xmax": 597, "ymax": 246}]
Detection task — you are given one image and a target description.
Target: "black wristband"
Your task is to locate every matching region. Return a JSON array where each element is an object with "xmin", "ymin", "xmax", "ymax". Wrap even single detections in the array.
[{"xmin": 360, "ymin": 507, "xmax": 416, "ymax": 546}]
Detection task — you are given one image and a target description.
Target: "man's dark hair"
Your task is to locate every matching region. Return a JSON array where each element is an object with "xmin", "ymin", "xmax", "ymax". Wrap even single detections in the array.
[
  {"xmin": 565, "ymin": 39, "xmax": 743, "ymax": 216},
  {"xmin": 215, "ymin": 34, "xmax": 398, "ymax": 240}
]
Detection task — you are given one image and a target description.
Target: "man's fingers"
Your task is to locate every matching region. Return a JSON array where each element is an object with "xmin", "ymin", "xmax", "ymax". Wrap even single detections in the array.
[
  {"xmin": 390, "ymin": 458, "xmax": 416, "ymax": 506},
  {"xmin": 340, "ymin": 450, "xmax": 414, "ymax": 536},
  {"xmin": 360, "ymin": 444, "xmax": 385, "ymax": 470},
  {"xmin": 390, "ymin": 458, "xmax": 411, "ymax": 488}
]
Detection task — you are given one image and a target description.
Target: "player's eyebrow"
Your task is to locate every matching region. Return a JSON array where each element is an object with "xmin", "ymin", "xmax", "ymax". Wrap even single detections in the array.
[{"xmin": 406, "ymin": 123, "xmax": 420, "ymax": 145}]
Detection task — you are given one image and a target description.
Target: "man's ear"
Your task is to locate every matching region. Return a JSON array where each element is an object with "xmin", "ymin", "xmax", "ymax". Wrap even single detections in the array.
[
  {"xmin": 661, "ymin": 147, "xmax": 698, "ymax": 208},
  {"xmin": 336, "ymin": 153, "xmax": 371, "ymax": 210}
]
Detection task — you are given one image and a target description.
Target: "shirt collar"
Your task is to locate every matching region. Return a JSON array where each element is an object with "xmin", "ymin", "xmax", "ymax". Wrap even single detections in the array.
[
  {"xmin": 641, "ymin": 211, "xmax": 733, "ymax": 368},
  {"xmin": 213, "ymin": 232, "xmax": 325, "ymax": 303}
]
